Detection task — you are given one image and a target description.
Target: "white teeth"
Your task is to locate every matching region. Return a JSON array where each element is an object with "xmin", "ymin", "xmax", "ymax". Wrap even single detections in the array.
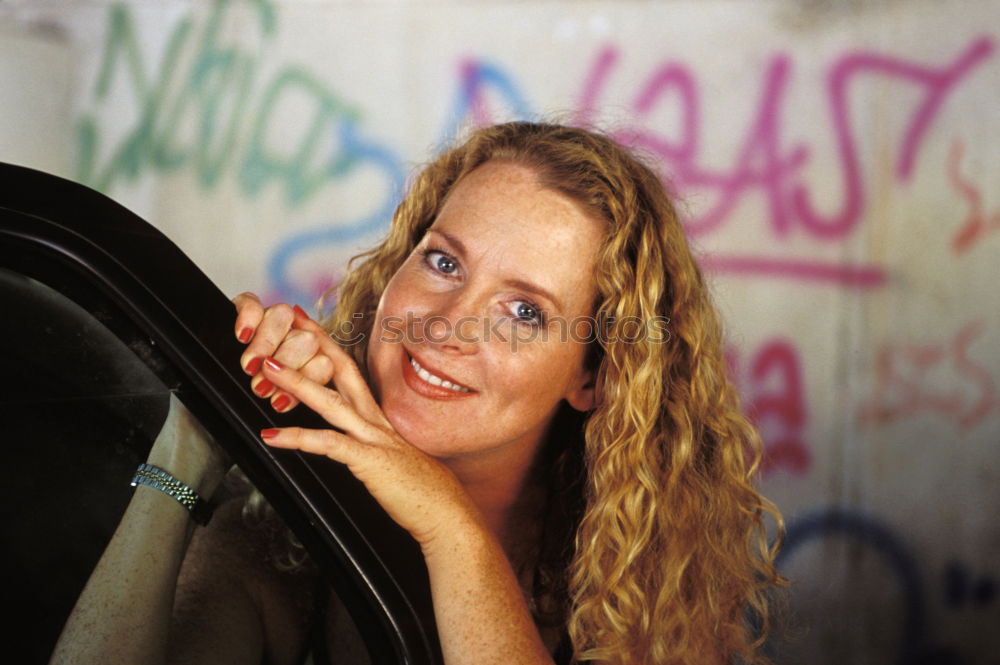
[{"xmin": 410, "ymin": 356, "xmax": 471, "ymax": 392}]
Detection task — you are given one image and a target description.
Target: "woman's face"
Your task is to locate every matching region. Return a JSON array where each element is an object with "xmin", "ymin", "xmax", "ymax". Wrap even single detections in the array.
[{"xmin": 366, "ymin": 161, "xmax": 603, "ymax": 472}]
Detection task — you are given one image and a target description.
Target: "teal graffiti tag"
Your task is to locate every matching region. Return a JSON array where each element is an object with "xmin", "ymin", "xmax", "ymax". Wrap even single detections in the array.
[{"xmin": 77, "ymin": 0, "xmax": 369, "ymax": 207}]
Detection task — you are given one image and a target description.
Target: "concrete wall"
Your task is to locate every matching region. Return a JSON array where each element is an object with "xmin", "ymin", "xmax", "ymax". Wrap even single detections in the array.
[{"xmin": 2, "ymin": 1, "xmax": 998, "ymax": 662}]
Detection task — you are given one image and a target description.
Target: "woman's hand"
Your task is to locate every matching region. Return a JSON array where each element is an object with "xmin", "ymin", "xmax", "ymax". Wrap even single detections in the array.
[
  {"xmin": 232, "ymin": 292, "xmax": 336, "ymax": 414},
  {"xmin": 233, "ymin": 293, "xmax": 479, "ymax": 548},
  {"xmin": 256, "ymin": 335, "xmax": 478, "ymax": 550},
  {"xmin": 238, "ymin": 299, "xmax": 553, "ymax": 665},
  {"xmin": 258, "ymin": 351, "xmax": 554, "ymax": 665}
]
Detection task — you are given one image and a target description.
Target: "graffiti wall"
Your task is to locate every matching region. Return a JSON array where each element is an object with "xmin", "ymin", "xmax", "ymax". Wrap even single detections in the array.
[{"xmin": 2, "ymin": 1, "xmax": 997, "ymax": 662}]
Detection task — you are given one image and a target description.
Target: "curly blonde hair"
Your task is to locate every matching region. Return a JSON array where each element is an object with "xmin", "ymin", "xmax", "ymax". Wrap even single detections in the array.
[{"xmin": 326, "ymin": 121, "xmax": 783, "ymax": 665}]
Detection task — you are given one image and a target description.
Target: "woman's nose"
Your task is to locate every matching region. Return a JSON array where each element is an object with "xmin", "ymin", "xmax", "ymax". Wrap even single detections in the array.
[{"xmin": 422, "ymin": 295, "xmax": 482, "ymax": 354}]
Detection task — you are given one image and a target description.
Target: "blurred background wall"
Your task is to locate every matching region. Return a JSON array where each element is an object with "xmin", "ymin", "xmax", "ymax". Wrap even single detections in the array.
[{"xmin": 2, "ymin": 1, "xmax": 998, "ymax": 663}]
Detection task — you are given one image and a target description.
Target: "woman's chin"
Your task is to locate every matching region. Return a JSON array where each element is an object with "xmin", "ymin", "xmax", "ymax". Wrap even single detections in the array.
[{"xmin": 382, "ymin": 404, "xmax": 452, "ymax": 457}]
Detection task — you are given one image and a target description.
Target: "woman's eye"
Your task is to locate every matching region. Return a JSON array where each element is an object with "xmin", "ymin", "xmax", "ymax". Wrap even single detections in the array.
[
  {"xmin": 423, "ymin": 249, "xmax": 458, "ymax": 275},
  {"xmin": 511, "ymin": 301, "xmax": 544, "ymax": 325}
]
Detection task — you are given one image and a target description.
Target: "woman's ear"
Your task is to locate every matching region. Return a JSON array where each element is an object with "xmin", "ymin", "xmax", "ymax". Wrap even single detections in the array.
[{"xmin": 565, "ymin": 369, "xmax": 596, "ymax": 412}]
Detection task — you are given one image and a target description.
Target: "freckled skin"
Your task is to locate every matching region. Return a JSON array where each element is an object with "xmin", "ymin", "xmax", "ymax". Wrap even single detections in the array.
[{"xmin": 367, "ymin": 161, "xmax": 602, "ymax": 493}]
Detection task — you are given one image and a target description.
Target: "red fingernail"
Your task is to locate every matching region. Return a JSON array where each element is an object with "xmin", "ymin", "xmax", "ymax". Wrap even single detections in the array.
[
  {"xmin": 245, "ymin": 356, "xmax": 263, "ymax": 375},
  {"xmin": 264, "ymin": 357, "xmax": 283, "ymax": 372},
  {"xmin": 293, "ymin": 304, "xmax": 310, "ymax": 321},
  {"xmin": 254, "ymin": 379, "xmax": 273, "ymax": 396},
  {"xmin": 237, "ymin": 326, "xmax": 253, "ymax": 343},
  {"xmin": 272, "ymin": 395, "xmax": 291, "ymax": 411},
  {"xmin": 260, "ymin": 428, "xmax": 280, "ymax": 440}
]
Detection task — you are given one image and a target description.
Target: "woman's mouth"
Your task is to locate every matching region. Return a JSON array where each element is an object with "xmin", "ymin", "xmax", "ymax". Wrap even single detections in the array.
[{"xmin": 402, "ymin": 351, "xmax": 477, "ymax": 399}]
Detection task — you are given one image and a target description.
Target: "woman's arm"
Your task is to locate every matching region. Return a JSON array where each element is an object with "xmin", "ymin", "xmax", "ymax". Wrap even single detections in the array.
[
  {"xmin": 255, "ymin": 329, "xmax": 556, "ymax": 665},
  {"xmin": 421, "ymin": 516, "xmax": 554, "ymax": 665},
  {"xmin": 48, "ymin": 397, "xmax": 257, "ymax": 665},
  {"xmin": 50, "ymin": 295, "xmax": 333, "ymax": 665}
]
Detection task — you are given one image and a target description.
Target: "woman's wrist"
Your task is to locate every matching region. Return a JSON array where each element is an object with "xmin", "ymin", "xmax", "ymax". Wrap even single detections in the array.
[
  {"xmin": 146, "ymin": 396, "xmax": 230, "ymax": 498},
  {"xmin": 418, "ymin": 506, "xmax": 496, "ymax": 566},
  {"xmin": 130, "ymin": 463, "xmax": 215, "ymax": 525},
  {"xmin": 145, "ymin": 442, "xmax": 229, "ymax": 500},
  {"xmin": 419, "ymin": 506, "xmax": 553, "ymax": 665}
]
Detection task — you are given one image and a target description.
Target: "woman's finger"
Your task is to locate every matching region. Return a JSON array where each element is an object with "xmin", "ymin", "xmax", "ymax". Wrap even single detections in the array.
[
  {"xmin": 259, "ymin": 421, "xmax": 469, "ymax": 547},
  {"xmin": 261, "ymin": 358, "xmax": 381, "ymax": 442},
  {"xmin": 259, "ymin": 425, "xmax": 366, "ymax": 466},
  {"xmin": 254, "ymin": 328, "xmax": 337, "ymax": 411},
  {"xmin": 271, "ymin": 328, "xmax": 331, "ymax": 377},
  {"xmin": 232, "ymin": 292, "xmax": 264, "ymax": 344},
  {"xmin": 239, "ymin": 303, "xmax": 295, "ymax": 375},
  {"xmin": 270, "ymin": 352, "xmax": 337, "ymax": 411},
  {"xmin": 289, "ymin": 305, "xmax": 385, "ymax": 425}
]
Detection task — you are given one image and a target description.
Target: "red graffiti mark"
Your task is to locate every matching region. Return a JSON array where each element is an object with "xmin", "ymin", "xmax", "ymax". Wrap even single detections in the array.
[
  {"xmin": 948, "ymin": 140, "xmax": 1000, "ymax": 253},
  {"xmin": 699, "ymin": 254, "xmax": 886, "ymax": 287},
  {"xmin": 728, "ymin": 339, "xmax": 811, "ymax": 476},
  {"xmin": 627, "ymin": 53, "xmax": 808, "ymax": 239},
  {"xmin": 577, "ymin": 37, "xmax": 994, "ymax": 287},
  {"xmin": 262, "ymin": 271, "xmax": 340, "ymax": 309},
  {"xmin": 449, "ymin": 58, "xmax": 532, "ymax": 134},
  {"xmin": 860, "ymin": 321, "xmax": 999, "ymax": 429},
  {"xmin": 576, "ymin": 46, "xmax": 617, "ymax": 129},
  {"xmin": 459, "ymin": 60, "xmax": 495, "ymax": 127},
  {"xmin": 793, "ymin": 38, "xmax": 995, "ymax": 238}
]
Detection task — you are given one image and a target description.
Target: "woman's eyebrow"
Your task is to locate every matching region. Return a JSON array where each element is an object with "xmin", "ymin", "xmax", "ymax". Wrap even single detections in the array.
[
  {"xmin": 502, "ymin": 277, "xmax": 563, "ymax": 313},
  {"xmin": 427, "ymin": 228, "xmax": 564, "ymax": 312},
  {"xmin": 427, "ymin": 228, "xmax": 467, "ymax": 256}
]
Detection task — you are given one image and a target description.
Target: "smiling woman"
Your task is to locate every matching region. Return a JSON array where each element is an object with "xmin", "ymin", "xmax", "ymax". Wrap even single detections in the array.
[
  {"xmin": 367, "ymin": 161, "xmax": 601, "ymax": 468},
  {"xmin": 52, "ymin": 122, "xmax": 784, "ymax": 665}
]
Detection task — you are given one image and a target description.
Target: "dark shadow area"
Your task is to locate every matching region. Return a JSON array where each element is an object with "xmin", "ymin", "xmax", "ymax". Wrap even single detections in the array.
[{"xmin": 0, "ymin": 268, "xmax": 172, "ymax": 663}]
